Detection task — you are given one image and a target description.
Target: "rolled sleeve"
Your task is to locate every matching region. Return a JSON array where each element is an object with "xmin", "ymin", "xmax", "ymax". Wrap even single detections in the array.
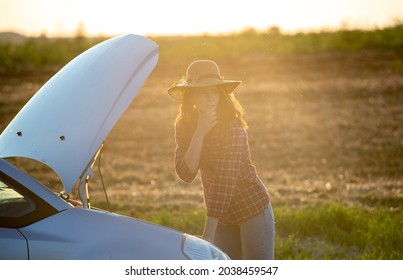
[{"xmin": 176, "ymin": 157, "xmax": 198, "ymax": 183}]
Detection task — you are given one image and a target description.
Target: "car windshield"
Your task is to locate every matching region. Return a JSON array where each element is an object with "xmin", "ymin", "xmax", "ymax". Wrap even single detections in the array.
[
  {"xmin": 0, "ymin": 180, "xmax": 35, "ymax": 218},
  {"xmin": 0, "ymin": 181, "xmax": 24, "ymax": 199}
]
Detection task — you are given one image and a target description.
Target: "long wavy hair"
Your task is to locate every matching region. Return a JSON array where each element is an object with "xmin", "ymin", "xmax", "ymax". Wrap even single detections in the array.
[{"xmin": 174, "ymin": 88, "xmax": 248, "ymax": 130}]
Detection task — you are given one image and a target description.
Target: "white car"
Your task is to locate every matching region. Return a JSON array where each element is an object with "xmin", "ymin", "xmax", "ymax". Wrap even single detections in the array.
[{"xmin": 0, "ymin": 34, "xmax": 229, "ymax": 260}]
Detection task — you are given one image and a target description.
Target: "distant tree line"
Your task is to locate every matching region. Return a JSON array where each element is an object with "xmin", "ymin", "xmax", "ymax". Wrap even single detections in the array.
[{"xmin": 0, "ymin": 23, "xmax": 402, "ymax": 71}]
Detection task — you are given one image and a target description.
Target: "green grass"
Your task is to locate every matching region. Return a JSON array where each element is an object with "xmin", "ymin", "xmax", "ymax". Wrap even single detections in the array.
[
  {"xmin": 274, "ymin": 204, "xmax": 402, "ymax": 259},
  {"xmin": 116, "ymin": 203, "xmax": 402, "ymax": 260}
]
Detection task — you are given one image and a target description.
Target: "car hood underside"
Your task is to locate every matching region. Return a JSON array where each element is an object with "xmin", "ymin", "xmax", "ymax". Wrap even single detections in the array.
[{"xmin": 0, "ymin": 34, "xmax": 158, "ymax": 194}]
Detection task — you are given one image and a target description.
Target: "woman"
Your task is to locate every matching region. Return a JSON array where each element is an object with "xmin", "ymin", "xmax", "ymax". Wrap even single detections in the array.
[{"xmin": 168, "ymin": 60, "xmax": 275, "ymax": 260}]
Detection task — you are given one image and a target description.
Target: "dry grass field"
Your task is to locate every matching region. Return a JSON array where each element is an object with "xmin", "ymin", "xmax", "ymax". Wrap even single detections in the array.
[
  {"xmin": 1, "ymin": 45, "xmax": 402, "ymax": 258},
  {"xmin": 107, "ymin": 50, "xmax": 403, "ymax": 213}
]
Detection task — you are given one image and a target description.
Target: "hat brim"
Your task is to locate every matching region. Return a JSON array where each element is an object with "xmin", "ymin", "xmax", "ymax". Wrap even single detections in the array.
[{"xmin": 168, "ymin": 79, "xmax": 241, "ymax": 101}]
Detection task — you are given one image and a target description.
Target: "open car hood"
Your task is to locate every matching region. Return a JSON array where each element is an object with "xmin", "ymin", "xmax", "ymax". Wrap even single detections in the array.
[{"xmin": 0, "ymin": 34, "xmax": 158, "ymax": 194}]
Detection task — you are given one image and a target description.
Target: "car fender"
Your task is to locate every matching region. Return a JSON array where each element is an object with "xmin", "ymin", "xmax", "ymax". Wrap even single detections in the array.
[{"xmin": 20, "ymin": 208, "xmax": 186, "ymax": 260}]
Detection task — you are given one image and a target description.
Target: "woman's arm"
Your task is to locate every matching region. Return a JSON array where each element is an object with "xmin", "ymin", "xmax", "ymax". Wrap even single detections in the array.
[
  {"xmin": 184, "ymin": 107, "xmax": 217, "ymax": 173},
  {"xmin": 174, "ymin": 108, "xmax": 217, "ymax": 182}
]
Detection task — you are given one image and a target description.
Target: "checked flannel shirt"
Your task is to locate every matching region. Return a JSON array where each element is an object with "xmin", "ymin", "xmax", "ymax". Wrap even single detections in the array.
[{"xmin": 174, "ymin": 120, "xmax": 270, "ymax": 224}]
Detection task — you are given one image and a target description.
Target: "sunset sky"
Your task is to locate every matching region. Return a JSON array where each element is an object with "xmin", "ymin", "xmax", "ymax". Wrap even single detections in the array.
[{"xmin": 1, "ymin": 0, "xmax": 402, "ymax": 37}]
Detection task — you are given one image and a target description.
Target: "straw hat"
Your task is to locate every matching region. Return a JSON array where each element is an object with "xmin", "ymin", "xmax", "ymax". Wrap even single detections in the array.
[{"xmin": 168, "ymin": 60, "xmax": 241, "ymax": 101}]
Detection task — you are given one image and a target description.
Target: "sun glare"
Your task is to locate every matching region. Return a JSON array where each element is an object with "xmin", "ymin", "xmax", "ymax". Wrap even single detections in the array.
[{"xmin": 1, "ymin": 0, "xmax": 402, "ymax": 36}]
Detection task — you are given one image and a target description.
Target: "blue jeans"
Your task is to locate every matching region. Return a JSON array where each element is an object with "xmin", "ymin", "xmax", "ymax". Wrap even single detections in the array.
[{"xmin": 213, "ymin": 204, "xmax": 275, "ymax": 260}]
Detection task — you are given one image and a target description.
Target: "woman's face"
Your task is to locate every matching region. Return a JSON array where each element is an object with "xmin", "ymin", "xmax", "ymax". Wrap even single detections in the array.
[{"xmin": 192, "ymin": 86, "xmax": 220, "ymax": 114}]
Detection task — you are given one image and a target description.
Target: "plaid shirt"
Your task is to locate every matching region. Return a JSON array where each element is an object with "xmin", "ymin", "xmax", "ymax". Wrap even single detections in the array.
[{"xmin": 174, "ymin": 121, "xmax": 270, "ymax": 224}]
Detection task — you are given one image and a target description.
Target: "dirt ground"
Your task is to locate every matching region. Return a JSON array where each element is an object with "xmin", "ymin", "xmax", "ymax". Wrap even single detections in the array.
[{"xmin": 1, "ymin": 50, "xmax": 402, "ymax": 214}]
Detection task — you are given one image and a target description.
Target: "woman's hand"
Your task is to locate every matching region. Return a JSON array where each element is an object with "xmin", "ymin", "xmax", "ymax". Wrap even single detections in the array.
[
  {"xmin": 182, "ymin": 108, "xmax": 217, "ymax": 177},
  {"xmin": 195, "ymin": 107, "xmax": 217, "ymax": 139}
]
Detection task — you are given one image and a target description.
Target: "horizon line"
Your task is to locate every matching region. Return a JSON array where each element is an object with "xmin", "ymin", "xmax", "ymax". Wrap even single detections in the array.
[{"xmin": 1, "ymin": 21, "xmax": 402, "ymax": 39}]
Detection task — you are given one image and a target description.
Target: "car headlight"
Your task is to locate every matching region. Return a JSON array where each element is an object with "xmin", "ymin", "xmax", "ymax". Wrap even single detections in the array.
[{"xmin": 181, "ymin": 234, "xmax": 230, "ymax": 260}]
